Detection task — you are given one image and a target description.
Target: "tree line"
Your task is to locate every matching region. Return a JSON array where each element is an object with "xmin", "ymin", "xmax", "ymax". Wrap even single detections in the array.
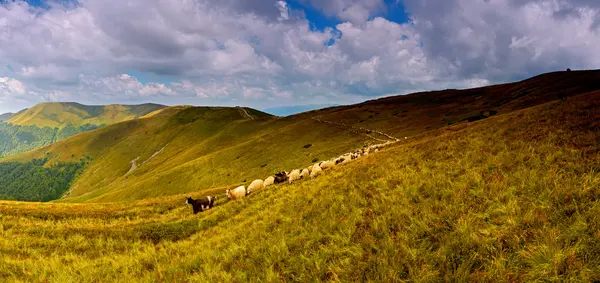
[{"xmin": 0, "ymin": 157, "xmax": 90, "ymax": 202}]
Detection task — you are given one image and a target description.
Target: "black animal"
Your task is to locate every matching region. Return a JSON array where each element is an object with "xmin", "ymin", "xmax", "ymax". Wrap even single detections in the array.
[
  {"xmin": 274, "ymin": 171, "xmax": 289, "ymax": 184},
  {"xmin": 186, "ymin": 196, "xmax": 216, "ymax": 214},
  {"xmin": 567, "ymin": 68, "xmax": 572, "ymax": 72},
  {"xmin": 336, "ymin": 158, "xmax": 345, "ymax": 165}
]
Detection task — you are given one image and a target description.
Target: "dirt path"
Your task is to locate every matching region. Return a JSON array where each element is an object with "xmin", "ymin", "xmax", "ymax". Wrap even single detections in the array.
[
  {"xmin": 311, "ymin": 116, "xmax": 399, "ymax": 142},
  {"xmin": 238, "ymin": 107, "xmax": 254, "ymax": 120}
]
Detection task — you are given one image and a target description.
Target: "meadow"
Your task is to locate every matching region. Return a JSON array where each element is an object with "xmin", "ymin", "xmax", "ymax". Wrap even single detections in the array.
[{"xmin": 1, "ymin": 91, "xmax": 598, "ymax": 282}]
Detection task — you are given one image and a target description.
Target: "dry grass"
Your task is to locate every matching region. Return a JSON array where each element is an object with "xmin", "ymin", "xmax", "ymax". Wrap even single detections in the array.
[{"xmin": 1, "ymin": 91, "xmax": 598, "ymax": 281}]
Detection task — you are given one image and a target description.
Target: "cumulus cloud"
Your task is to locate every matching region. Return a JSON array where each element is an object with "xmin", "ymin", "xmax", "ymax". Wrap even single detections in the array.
[
  {"xmin": 0, "ymin": 0, "xmax": 599, "ymax": 113},
  {"xmin": 301, "ymin": 0, "xmax": 385, "ymax": 24}
]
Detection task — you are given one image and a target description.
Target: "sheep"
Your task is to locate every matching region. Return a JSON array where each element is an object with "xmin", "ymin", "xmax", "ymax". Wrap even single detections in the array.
[
  {"xmin": 186, "ymin": 196, "xmax": 217, "ymax": 214},
  {"xmin": 264, "ymin": 176, "xmax": 275, "ymax": 187},
  {"xmin": 274, "ymin": 171, "xmax": 289, "ymax": 184},
  {"xmin": 308, "ymin": 165, "xmax": 313, "ymax": 172},
  {"xmin": 319, "ymin": 160, "xmax": 335, "ymax": 170},
  {"xmin": 300, "ymin": 168, "xmax": 310, "ymax": 179},
  {"xmin": 226, "ymin": 186, "xmax": 248, "ymax": 200},
  {"xmin": 288, "ymin": 169, "xmax": 301, "ymax": 184},
  {"xmin": 310, "ymin": 164, "xmax": 322, "ymax": 178},
  {"xmin": 247, "ymin": 179, "xmax": 265, "ymax": 194}
]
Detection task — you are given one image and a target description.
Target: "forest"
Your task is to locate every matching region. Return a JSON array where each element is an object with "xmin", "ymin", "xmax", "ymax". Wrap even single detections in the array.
[
  {"xmin": 0, "ymin": 157, "xmax": 90, "ymax": 202},
  {"xmin": 0, "ymin": 122, "xmax": 103, "ymax": 157}
]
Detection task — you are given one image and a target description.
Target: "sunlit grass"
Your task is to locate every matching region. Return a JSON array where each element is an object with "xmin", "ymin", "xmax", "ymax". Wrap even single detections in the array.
[{"xmin": 1, "ymin": 92, "xmax": 599, "ymax": 281}]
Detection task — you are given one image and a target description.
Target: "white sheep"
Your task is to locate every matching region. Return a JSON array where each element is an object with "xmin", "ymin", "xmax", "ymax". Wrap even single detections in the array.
[
  {"xmin": 308, "ymin": 165, "xmax": 313, "ymax": 172},
  {"xmin": 310, "ymin": 164, "xmax": 322, "ymax": 178},
  {"xmin": 226, "ymin": 186, "xmax": 248, "ymax": 200},
  {"xmin": 247, "ymin": 179, "xmax": 264, "ymax": 194},
  {"xmin": 300, "ymin": 168, "xmax": 310, "ymax": 179},
  {"xmin": 264, "ymin": 176, "xmax": 275, "ymax": 187},
  {"xmin": 288, "ymin": 169, "xmax": 301, "ymax": 184},
  {"xmin": 319, "ymin": 160, "xmax": 335, "ymax": 170}
]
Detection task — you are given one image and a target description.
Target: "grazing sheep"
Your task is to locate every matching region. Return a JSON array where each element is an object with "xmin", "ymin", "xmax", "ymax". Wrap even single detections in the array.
[
  {"xmin": 374, "ymin": 149, "xmax": 379, "ymax": 153},
  {"xmin": 300, "ymin": 168, "xmax": 310, "ymax": 179},
  {"xmin": 264, "ymin": 176, "xmax": 275, "ymax": 187},
  {"xmin": 274, "ymin": 171, "xmax": 289, "ymax": 184},
  {"xmin": 308, "ymin": 165, "xmax": 313, "ymax": 172},
  {"xmin": 247, "ymin": 179, "xmax": 265, "ymax": 194},
  {"xmin": 319, "ymin": 160, "xmax": 335, "ymax": 170},
  {"xmin": 310, "ymin": 164, "xmax": 322, "ymax": 178},
  {"xmin": 288, "ymin": 169, "xmax": 301, "ymax": 184},
  {"xmin": 226, "ymin": 186, "xmax": 248, "ymax": 200},
  {"xmin": 186, "ymin": 196, "xmax": 217, "ymax": 214}
]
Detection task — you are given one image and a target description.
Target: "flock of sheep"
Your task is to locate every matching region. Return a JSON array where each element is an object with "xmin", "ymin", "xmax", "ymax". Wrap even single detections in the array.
[
  {"xmin": 187, "ymin": 139, "xmax": 399, "ymax": 213},
  {"xmin": 186, "ymin": 137, "xmax": 403, "ymax": 213},
  {"xmin": 226, "ymin": 140, "xmax": 398, "ymax": 198}
]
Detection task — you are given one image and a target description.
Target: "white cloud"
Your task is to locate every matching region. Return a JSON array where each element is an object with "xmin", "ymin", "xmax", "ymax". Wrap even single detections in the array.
[
  {"xmin": 276, "ymin": 1, "xmax": 290, "ymax": 21},
  {"xmin": 0, "ymin": 77, "xmax": 26, "ymax": 95},
  {"xmin": 0, "ymin": 0, "xmax": 599, "ymax": 113},
  {"xmin": 302, "ymin": 0, "xmax": 385, "ymax": 24}
]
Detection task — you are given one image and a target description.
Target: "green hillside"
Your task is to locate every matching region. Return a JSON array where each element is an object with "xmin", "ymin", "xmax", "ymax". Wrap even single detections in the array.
[
  {"xmin": 2, "ymin": 70, "xmax": 600, "ymax": 203},
  {"xmin": 0, "ymin": 89, "xmax": 598, "ymax": 281},
  {"xmin": 5, "ymin": 105, "xmax": 375, "ymax": 202},
  {"xmin": 7, "ymin": 102, "xmax": 165, "ymax": 128},
  {"xmin": 0, "ymin": 103, "xmax": 165, "ymax": 158}
]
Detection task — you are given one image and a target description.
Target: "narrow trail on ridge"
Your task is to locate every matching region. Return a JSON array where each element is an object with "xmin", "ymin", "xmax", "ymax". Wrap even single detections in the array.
[
  {"xmin": 311, "ymin": 116, "xmax": 399, "ymax": 143},
  {"xmin": 237, "ymin": 107, "xmax": 254, "ymax": 120}
]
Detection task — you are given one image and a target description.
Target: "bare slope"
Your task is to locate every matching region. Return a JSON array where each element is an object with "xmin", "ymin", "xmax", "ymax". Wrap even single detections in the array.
[{"xmin": 0, "ymin": 90, "xmax": 598, "ymax": 281}]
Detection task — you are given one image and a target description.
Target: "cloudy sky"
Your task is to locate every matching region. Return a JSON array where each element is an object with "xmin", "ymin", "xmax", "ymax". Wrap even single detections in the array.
[{"xmin": 0, "ymin": 0, "xmax": 598, "ymax": 113}]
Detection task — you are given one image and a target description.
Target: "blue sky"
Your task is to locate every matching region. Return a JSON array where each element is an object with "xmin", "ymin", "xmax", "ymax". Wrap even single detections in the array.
[{"xmin": 0, "ymin": 0, "xmax": 599, "ymax": 113}]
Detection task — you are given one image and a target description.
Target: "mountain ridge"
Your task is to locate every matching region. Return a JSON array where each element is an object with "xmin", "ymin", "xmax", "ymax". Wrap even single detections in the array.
[{"xmin": 6, "ymin": 102, "xmax": 166, "ymax": 128}]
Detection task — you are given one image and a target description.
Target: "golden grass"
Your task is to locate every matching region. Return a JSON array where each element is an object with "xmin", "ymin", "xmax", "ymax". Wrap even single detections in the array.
[{"xmin": 1, "ymin": 92, "xmax": 598, "ymax": 281}]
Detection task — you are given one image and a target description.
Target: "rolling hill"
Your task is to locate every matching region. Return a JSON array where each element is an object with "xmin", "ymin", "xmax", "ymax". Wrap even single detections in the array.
[
  {"xmin": 0, "ymin": 87, "xmax": 598, "ymax": 281},
  {"xmin": 6, "ymin": 102, "xmax": 166, "ymax": 128},
  {"xmin": 0, "ymin": 103, "xmax": 166, "ymax": 158},
  {"xmin": 2, "ymin": 70, "xmax": 600, "ymax": 203},
  {"xmin": 4, "ymin": 105, "xmax": 374, "ymax": 202}
]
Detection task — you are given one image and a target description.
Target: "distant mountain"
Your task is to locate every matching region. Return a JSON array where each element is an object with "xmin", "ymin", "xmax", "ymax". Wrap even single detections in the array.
[
  {"xmin": 0, "ymin": 102, "xmax": 166, "ymax": 158},
  {"xmin": 0, "ymin": 112, "xmax": 14, "ymax": 121},
  {"xmin": 263, "ymin": 104, "xmax": 339, "ymax": 116},
  {"xmin": 7, "ymin": 102, "xmax": 166, "ymax": 128}
]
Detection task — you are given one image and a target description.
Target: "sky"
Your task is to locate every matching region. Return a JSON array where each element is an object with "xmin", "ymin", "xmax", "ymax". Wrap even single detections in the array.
[{"xmin": 0, "ymin": 0, "xmax": 599, "ymax": 113}]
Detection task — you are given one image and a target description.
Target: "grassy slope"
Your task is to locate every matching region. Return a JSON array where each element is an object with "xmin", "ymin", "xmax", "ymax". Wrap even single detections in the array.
[
  {"xmin": 5, "ymin": 106, "xmax": 375, "ymax": 202},
  {"xmin": 6, "ymin": 102, "xmax": 165, "ymax": 128},
  {"xmin": 0, "ymin": 90, "xmax": 598, "ymax": 282},
  {"xmin": 305, "ymin": 70, "xmax": 600, "ymax": 138},
  {"xmin": 4, "ymin": 70, "xmax": 600, "ymax": 204}
]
